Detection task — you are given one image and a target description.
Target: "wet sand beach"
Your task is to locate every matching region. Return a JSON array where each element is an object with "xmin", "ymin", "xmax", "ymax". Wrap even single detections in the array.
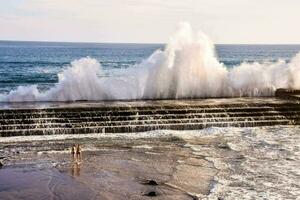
[{"xmin": 0, "ymin": 126, "xmax": 299, "ymax": 199}]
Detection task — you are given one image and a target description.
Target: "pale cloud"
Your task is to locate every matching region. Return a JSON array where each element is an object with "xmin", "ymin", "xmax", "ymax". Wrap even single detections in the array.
[{"xmin": 0, "ymin": 0, "xmax": 299, "ymax": 43}]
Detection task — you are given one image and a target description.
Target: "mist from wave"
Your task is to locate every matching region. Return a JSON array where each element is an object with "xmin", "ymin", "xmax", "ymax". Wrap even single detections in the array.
[{"xmin": 1, "ymin": 23, "xmax": 300, "ymax": 102}]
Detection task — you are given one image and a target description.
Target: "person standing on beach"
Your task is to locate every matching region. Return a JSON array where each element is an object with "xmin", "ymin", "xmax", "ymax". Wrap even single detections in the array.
[
  {"xmin": 71, "ymin": 144, "xmax": 76, "ymax": 157},
  {"xmin": 76, "ymin": 144, "xmax": 82, "ymax": 162}
]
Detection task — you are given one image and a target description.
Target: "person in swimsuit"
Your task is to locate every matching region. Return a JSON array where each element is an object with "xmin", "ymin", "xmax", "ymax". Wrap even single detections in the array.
[
  {"xmin": 71, "ymin": 144, "xmax": 76, "ymax": 157},
  {"xmin": 76, "ymin": 144, "xmax": 82, "ymax": 162}
]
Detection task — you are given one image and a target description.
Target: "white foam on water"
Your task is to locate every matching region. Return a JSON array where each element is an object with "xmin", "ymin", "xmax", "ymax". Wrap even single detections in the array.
[
  {"xmin": 0, "ymin": 128, "xmax": 221, "ymax": 143},
  {"xmin": 132, "ymin": 144, "xmax": 153, "ymax": 149},
  {"xmin": 0, "ymin": 131, "xmax": 165, "ymax": 143},
  {"xmin": 1, "ymin": 23, "xmax": 300, "ymax": 102},
  {"xmin": 203, "ymin": 126, "xmax": 300, "ymax": 200}
]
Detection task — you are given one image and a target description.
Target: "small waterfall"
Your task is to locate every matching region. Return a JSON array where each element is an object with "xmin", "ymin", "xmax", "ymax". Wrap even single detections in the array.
[{"xmin": 0, "ymin": 97, "xmax": 299, "ymax": 137}]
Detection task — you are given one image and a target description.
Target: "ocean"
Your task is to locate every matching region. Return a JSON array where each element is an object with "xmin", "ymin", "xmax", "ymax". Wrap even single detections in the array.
[
  {"xmin": 0, "ymin": 39, "xmax": 300, "ymax": 101},
  {"xmin": 0, "ymin": 41, "xmax": 160, "ymax": 93}
]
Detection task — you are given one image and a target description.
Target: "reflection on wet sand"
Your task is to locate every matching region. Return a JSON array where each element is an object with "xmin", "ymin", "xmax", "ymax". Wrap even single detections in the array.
[
  {"xmin": 71, "ymin": 158, "xmax": 81, "ymax": 177},
  {"xmin": 0, "ymin": 166, "xmax": 95, "ymax": 199}
]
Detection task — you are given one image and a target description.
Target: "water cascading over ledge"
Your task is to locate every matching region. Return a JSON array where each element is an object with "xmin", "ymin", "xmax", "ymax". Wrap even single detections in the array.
[{"xmin": 0, "ymin": 93, "xmax": 299, "ymax": 137}]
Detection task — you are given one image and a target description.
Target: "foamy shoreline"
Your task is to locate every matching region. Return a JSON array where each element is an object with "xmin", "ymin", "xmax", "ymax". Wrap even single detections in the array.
[{"xmin": 0, "ymin": 126, "xmax": 299, "ymax": 199}]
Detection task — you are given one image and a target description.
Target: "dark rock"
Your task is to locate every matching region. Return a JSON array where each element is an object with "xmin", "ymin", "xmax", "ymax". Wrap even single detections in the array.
[
  {"xmin": 235, "ymin": 155, "xmax": 245, "ymax": 160},
  {"xmin": 217, "ymin": 143, "xmax": 230, "ymax": 149},
  {"xmin": 0, "ymin": 156, "xmax": 6, "ymax": 167},
  {"xmin": 285, "ymin": 157, "xmax": 294, "ymax": 161},
  {"xmin": 275, "ymin": 88, "xmax": 300, "ymax": 99},
  {"xmin": 145, "ymin": 180, "xmax": 158, "ymax": 186},
  {"xmin": 190, "ymin": 195, "xmax": 199, "ymax": 200},
  {"xmin": 218, "ymin": 197, "xmax": 224, "ymax": 200},
  {"xmin": 145, "ymin": 191, "xmax": 157, "ymax": 197}
]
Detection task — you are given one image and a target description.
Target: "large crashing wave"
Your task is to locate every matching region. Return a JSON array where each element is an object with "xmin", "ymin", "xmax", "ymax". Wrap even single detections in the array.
[{"xmin": 1, "ymin": 23, "xmax": 300, "ymax": 102}]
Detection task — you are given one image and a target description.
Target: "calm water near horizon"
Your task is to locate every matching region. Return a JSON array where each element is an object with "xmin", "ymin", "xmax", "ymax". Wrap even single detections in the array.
[{"xmin": 1, "ymin": 41, "xmax": 300, "ymax": 94}]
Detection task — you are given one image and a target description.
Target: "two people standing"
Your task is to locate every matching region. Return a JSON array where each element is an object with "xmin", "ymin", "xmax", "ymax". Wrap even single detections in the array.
[
  {"xmin": 71, "ymin": 144, "xmax": 82, "ymax": 158},
  {"xmin": 71, "ymin": 144, "xmax": 82, "ymax": 176}
]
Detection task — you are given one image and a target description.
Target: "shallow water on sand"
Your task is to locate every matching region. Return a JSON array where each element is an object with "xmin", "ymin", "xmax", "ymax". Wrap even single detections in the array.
[
  {"xmin": 0, "ymin": 126, "xmax": 299, "ymax": 199},
  {"xmin": 0, "ymin": 166, "xmax": 95, "ymax": 199}
]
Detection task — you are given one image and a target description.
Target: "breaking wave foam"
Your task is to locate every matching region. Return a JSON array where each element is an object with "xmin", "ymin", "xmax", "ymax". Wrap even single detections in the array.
[{"xmin": 1, "ymin": 23, "xmax": 300, "ymax": 102}]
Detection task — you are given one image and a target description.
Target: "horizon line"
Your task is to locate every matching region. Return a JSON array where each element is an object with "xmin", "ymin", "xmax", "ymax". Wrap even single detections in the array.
[{"xmin": 0, "ymin": 39, "xmax": 300, "ymax": 46}]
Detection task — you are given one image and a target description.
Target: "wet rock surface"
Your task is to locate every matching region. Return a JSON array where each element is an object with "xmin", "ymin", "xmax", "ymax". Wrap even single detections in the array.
[
  {"xmin": 142, "ymin": 179, "xmax": 159, "ymax": 186},
  {"xmin": 0, "ymin": 156, "xmax": 6, "ymax": 167},
  {"xmin": 145, "ymin": 191, "xmax": 157, "ymax": 197},
  {"xmin": 0, "ymin": 97, "xmax": 299, "ymax": 137}
]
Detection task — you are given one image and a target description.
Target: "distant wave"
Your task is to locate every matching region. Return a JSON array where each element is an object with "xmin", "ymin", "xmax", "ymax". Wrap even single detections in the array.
[{"xmin": 1, "ymin": 22, "xmax": 300, "ymax": 102}]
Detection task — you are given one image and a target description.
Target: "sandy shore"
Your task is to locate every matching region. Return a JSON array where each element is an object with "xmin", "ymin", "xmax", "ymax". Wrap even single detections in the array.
[{"xmin": 0, "ymin": 126, "xmax": 299, "ymax": 199}]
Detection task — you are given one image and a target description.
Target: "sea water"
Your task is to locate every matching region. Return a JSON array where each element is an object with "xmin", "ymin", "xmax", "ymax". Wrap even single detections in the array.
[{"xmin": 0, "ymin": 23, "xmax": 300, "ymax": 101}]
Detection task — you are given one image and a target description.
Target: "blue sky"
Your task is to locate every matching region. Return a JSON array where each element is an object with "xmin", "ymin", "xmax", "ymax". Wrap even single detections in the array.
[{"xmin": 0, "ymin": 0, "xmax": 300, "ymax": 44}]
